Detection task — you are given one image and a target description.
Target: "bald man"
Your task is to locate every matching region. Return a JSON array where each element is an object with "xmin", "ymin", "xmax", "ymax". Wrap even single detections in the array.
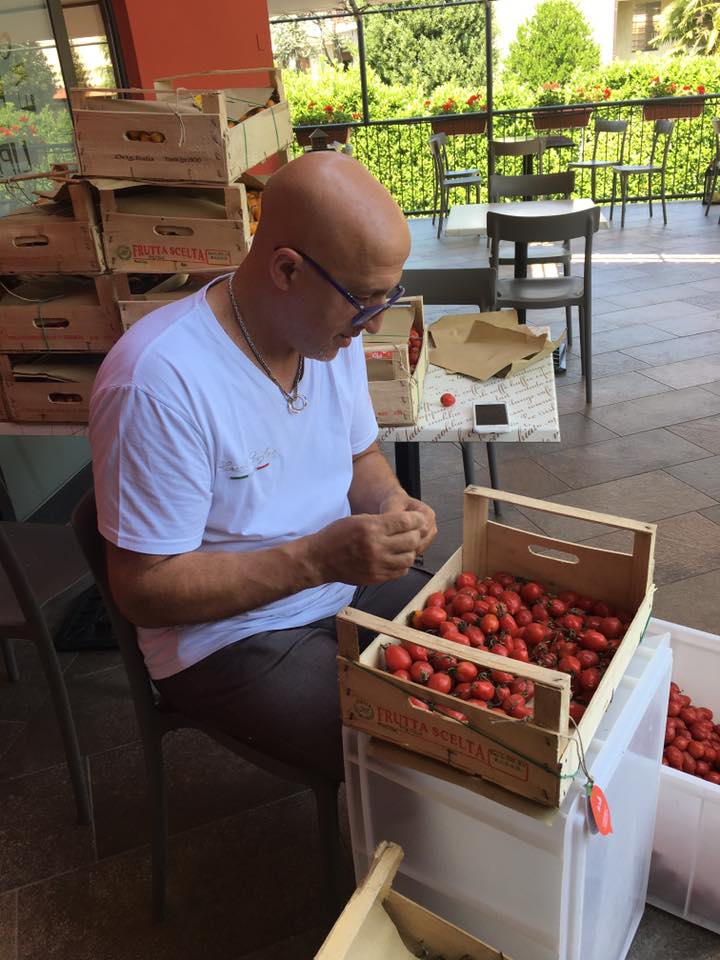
[{"xmin": 89, "ymin": 153, "xmax": 437, "ymax": 782}]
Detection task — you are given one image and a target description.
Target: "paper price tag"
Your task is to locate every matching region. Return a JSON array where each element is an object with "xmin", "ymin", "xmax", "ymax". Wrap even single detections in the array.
[{"xmin": 585, "ymin": 782, "xmax": 613, "ymax": 836}]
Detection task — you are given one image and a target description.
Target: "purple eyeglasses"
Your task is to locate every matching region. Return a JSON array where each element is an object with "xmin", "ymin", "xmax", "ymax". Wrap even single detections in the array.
[{"xmin": 284, "ymin": 247, "xmax": 405, "ymax": 328}]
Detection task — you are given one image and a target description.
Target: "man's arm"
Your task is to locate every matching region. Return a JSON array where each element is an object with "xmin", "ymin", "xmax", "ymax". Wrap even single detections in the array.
[
  {"xmin": 349, "ymin": 442, "xmax": 437, "ymax": 554},
  {"xmin": 106, "ymin": 507, "xmax": 424, "ymax": 629}
]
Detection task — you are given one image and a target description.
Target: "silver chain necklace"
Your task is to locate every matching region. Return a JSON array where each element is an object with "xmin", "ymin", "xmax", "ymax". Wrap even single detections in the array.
[{"xmin": 227, "ymin": 279, "xmax": 308, "ymax": 414}]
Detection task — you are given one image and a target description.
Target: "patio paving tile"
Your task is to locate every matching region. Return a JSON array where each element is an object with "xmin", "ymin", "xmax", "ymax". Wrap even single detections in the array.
[
  {"xmin": 581, "ymin": 512, "xmax": 720, "ymax": 585},
  {"xmin": 560, "ymin": 352, "xmax": 652, "ymax": 385},
  {"xmin": 0, "ymin": 891, "xmax": 16, "ymax": 960},
  {"xmin": 667, "ymin": 416, "xmax": 720, "ymax": 455},
  {"xmin": 643, "ymin": 354, "xmax": 720, "ymax": 389},
  {"xmin": 517, "ymin": 471, "xmax": 717, "ymax": 542},
  {"xmin": 470, "ymin": 455, "xmax": 571, "ymax": 498},
  {"xmin": 652, "ymin": 569, "xmax": 720, "ymax": 634},
  {"xmin": 590, "ymin": 324, "xmax": 678, "ymax": 355},
  {"xmin": 554, "ymin": 372, "xmax": 673, "ymax": 414},
  {"xmin": 601, "ymin": 283, "xmax": 717, "ymax": 310},
  {"xmin": 700, "ymin": 504, "xmax": 720, "ymax": 526},
  {"xmin": 586, "ymin": 387, "xmax": 720, "ymax": 435},
  {"xmin": 535, "ymin": 428, "xmax": 710, "ymax": 488},
  {"xmin": 599, "ymin": 301, "xmax": 713, "ymax": 328},
  {"xmin": 651, "ymin": 304, "xmax": 720, "ymax": 335},
  {"xmin": 701, "ymin": 380, "xmax": 720, "ymax": 396},
  {"xmin": 627, "ymin": 905, "xmax": 720, "ymax": 960},
  {"xmin": 666, "ymin": 456, "xmax": 720, "ymax": 499},
  {"xmin": 622, "ymin": 331, "xmax": 720, "ymax": 365}
]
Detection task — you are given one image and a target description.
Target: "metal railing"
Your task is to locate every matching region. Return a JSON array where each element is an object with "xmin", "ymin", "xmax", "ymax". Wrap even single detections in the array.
[{"xmin": 294, "ymin": 93, "xmax": 720, "ymax": 216}]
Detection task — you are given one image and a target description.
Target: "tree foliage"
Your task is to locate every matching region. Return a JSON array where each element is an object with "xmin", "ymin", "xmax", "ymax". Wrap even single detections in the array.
[
  {"xmin": 271, "ymin": 21, "xmax": 320, "ymax": 70},
  {"xmin": 503, "ymin": 0, "xmax": 600, "ymax": 91},
  {"xmin": 653, "ymin": 0, "xmax": 720, "ymax": 56},
  {"xmin": 0, "ymin": 42, "xmax": 57, "ymax": 110},
  {"xmin": 363, "ymin": 0, "xmax": 495, "ymax": 93}
]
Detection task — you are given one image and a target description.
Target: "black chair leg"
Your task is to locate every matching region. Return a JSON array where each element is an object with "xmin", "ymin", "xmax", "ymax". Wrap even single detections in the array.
[
  {"xmin": 563, "ymin": 261, "xmax": 572, "ymax": 347},
  {"xmin": 2, "ymin": 636, "xmax": 18, "ymax": 682},
  {"xmin": 661, "ymin": 173, "xmax": 668, "ymax": 225},
  {"xmin": 461, "ymin": 441, "xmax": 475, "ymax": 486},
  {"xmin": 146, "ymin": 736, "xmax": 168, "ymax": 922},
  {"xmin": 313, "ymin": 779, "xmax": 347, "ymax": 921},
  {"xmin": 34, "ymin": 632, "xmax": 91, "ymax": 825},
  {"xmin": 620, "ymin": 175, "xmax": 627, "ymax": 229},
  {"xmin": 581, "ymin": 304, "xmax": 592, "ymax": 404},
  {"xmin": 609, "ymin": 171, "xmax": 617, "ymax": 221},
  {"xmin": 486, "ymin": 442, "xmax": 502, "ymax": 518},
  {"xmin": 648, "ymin": 172, "xmax": 653, "ymax": 219}
]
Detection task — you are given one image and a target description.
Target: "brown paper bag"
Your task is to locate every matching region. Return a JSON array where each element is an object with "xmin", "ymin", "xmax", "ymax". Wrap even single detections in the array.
[{"xmin": 429, "ymin": 310, "xmax": 564, "ymax": 380}]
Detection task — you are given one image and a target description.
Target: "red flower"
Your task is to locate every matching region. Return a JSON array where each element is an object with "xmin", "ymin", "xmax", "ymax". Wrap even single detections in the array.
[
  {"xmin": 351, "ymin": 112, "xmax": 360, "ymax": 120},
  {"xmin": 604, "ymin": 88, "xmax": 611, "ymax": 99},
  {"xmin": 307, "ymin": 101, "xmax": 316, "ymax": 108},
  {"xmin": 323, "ymin": 104, "xmax": 334, "ymax": 113},
  {"xmin": 11, "ymin": 125, "xmax": 19, "ymax": 131},
  {"xmin": 18, "ymin": 115, "xmax": 28, "ymax": 122},
  {"xmin": 3, "ymin": 131, "xmax": 11, "ymax": 137},
  {"xmin": 424, "ymin": 99, "xmax": 431, "ymax": 107},
  {"xmin": 28, "ymin": 125, "xmax": 37, "ymax": 134},
  {"xmin": 697, "ymin": 84, "xmax": 706, "ymax": 94},
  {"xmin": 683, "ymin": 84, "xmax": 691, "ymax": 91},
  {"xmin": 651, "ymin": 76, "xmax": 659, "ymax": 84}
]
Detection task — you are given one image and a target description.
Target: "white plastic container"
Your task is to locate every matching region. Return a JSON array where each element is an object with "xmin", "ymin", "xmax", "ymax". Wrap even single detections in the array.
[
  {"xmin": 344, "ymin": 631, "xmax": 672, "ymax": 960},
  {"xmin": 644, "ymin": 618, "xmax": 720, "ymax": 934}
]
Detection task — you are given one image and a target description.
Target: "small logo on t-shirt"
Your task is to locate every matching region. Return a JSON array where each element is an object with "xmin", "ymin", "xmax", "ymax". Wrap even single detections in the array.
[{"xmin": 220, "ymin": 448, "xmax": 276, "ymax": 479}]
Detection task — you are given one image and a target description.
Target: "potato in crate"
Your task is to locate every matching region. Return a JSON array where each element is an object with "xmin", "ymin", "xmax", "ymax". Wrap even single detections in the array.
[
  {"xmin": 315, "ymin": 841, "xmax": 512, "ymax": 959},
  {"xmin": 337, "ymin": 486, "xmax": 655, "ymax": 806},
  {"xmin": 70, "ymin": 67, "xmax": 292, "ymax": 183}
]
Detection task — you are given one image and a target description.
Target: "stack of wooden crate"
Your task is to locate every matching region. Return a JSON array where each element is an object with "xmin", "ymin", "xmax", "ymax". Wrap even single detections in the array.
[{"xmin": 0, "ymin": 67, "xmax": 293, "ymax": 424}]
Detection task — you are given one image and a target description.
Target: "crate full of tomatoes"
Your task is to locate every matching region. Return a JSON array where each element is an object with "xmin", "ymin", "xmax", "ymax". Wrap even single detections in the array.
[
  {"xmin": 363, "ymin": 296, "xmax": 427, "ymax": 426},
  {"xmin": 337, "ymin": 485, "xmax": 656, "ymax": 807}
]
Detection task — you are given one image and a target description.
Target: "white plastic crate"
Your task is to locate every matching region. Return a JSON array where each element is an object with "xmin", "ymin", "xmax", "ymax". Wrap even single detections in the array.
[
  {"xmin": 644, "ymin": 618, "xmax": 720, "ymax": 934},
  {"xmin": 344, "ymin": 631, "xmax": 672, "ymax": 960}
]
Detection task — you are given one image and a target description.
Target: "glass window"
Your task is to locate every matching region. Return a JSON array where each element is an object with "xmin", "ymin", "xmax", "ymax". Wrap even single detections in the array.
[{"xmin": 631, "ymin": 1, "xmax": 661, "ymax": 53}]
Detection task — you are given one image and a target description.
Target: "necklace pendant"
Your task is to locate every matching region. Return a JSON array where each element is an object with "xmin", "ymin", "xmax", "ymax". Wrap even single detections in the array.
[{"xmin": 287, "ymin": 393, "xmax": 308, "ymax": 414}]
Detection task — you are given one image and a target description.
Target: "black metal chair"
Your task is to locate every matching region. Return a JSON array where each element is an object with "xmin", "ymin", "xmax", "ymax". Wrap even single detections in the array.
[
  {"xmin": 429, "ymin": 134, "xmax": 482, "ymax": 238},
  {"xmin": 704, "ymin": 118, "xmax": 720, "ymax": 223},
  {"xmin": 490, "ymin": 137, "xmax": 545, "ymax": 177},
  {"xmin": 487, "ymin": 207, "xmax": 600, "ymax": 404},
  {"xmin": 613, "ymin": 119, "xmax": 675, "ymax": 228},
  {"xmin": 71, "ymin": 489, "xmax": 347, "ymax": 923},
  {"xmin": 488, "ymin": 172, "xmax": 576, "ymax": 346},
  {"xmin": 400, "ymin": 267, "xmax": 502, "ymax": 514},
  {"xmin": 568, "ymin": 118, "xmax": 628, "ymax": 218},
  {"xmin": 0, "ymin": 518, "xmax": 92, "ymax": 825}
]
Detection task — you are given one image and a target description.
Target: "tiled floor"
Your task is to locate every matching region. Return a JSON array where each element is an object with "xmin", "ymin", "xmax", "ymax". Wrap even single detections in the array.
[{"xmin": 2, "ymin": 200, "xmax": 720, "ymax": 959}]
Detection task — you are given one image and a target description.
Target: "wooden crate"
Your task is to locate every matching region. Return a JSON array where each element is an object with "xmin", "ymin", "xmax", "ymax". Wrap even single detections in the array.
[
  {"xmin": 315, "ymin": 841, "xmax": 511, "ymax": 959},
  {"xmin": 0, "ymin": 275, "xmax": 123, "ymax": 352},
  {"xmin": 0, "ymin": 353, "xmax": 101, "ymax": 423},
  {"xmin": 337, "ymin": 486, "xmax": 656, "ymax": 807},
  {"xmin": 364, "ymin": 296, "xmax": 428, "ymax": 426},
  {"xmin": 113, "ymin": 273, "xmax": 222, "ymax": 330},
  {"xmin": 70, "ymin": 67, "xmax": 292, "ymax": 184},
  {"xmin": 0, "ymin": 176, "xmax": 104, "ymax": 274},
  {"xmin": 93, "ymin": 174, "xmax": 263, "ymax": 273}
]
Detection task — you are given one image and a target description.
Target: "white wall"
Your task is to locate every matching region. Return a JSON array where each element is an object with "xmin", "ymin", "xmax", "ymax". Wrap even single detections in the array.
[{"xmin": 495, "ymin": 0, "xmax": 617, "ymax": 64}]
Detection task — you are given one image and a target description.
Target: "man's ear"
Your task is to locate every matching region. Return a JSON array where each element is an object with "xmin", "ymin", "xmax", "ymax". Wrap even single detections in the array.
[{"xmin": 270, "ymin": 247, "xmax": 302, "ymax": 291}]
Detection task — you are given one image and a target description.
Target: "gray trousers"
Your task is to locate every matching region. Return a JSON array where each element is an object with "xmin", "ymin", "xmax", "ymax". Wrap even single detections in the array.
[{"xmin": 155, "ymin": 568, "xmax": 431, "ymax": 783}]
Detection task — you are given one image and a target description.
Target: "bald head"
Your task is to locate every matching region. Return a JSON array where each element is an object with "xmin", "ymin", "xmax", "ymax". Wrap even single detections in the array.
[{"xmin": 251, "ymin": 152, "xmax": 410, "ymax": 273}]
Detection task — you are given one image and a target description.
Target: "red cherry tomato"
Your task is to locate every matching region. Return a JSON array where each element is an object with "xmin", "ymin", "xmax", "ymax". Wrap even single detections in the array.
[
  {"xmin": 384, "ymin": 644, "xmax": 413, "ymax": 673},
  {"xmin": 521, "ymin": 582, "xmax": 544, "ymax": 603},
  {"xmin": 440, "ymin": 392, "xmax": 456, "ymax": 407},
  {"xmin": 454, "ymin": 660, "xmax": 479, "ymax": 683},
  {"xmin": 419, "ymin": 606, "xmax": 448, "ymax": 630},
  {"xmin": 410, "ymin": 661, "xmax": 434, "ymax": 684},
  {"xmin": 480, "ymin": 613, "xmax": 500, "ymax": 635},
  {"xmin": 470, "ymin": 679, "xmax": 495, "ymax": 701},
  {"xmin": 402, "ymin": 639, "xmax": 429, "ymax": 662},
  {"xmin": 455, "ymin": 572, "xmax": 477, "ymax": 589},
  {"xmin": 391, "ymin": 669, "xmax": 412, "ymax": 682},
  {"xmin": 427, "ymin": 671, "xmax": 453, "ymax": 694},
  {"xmin": 579, "ymin": 630, "xmax": 608, "ymax": 653}
]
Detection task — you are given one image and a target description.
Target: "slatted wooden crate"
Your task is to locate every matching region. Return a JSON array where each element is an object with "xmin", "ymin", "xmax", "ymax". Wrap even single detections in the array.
[
  {"xmin": 70, "ymin": 67, "xmax": 292, "ymax": 184},
  {"xmin": 0, "ymin": 353, "xmax": 102, "ymax": 423},
  {"xmin": 364, "ymin": 296, "xmax": 428, "ymax": 426},
  {"xmin": 93, "ymin": 174, "xmax": 263, "ymax": 273},
  {"xmin": 112, "ymin": 273, "xmax": 203, "ymax": 330},
  {"xmin": 315, "ymin": 841, "xmax": 511, "ymax": 959},
  {"xmin": 0, "ymin": 275, "xmax": 123, "ymax": 352},
  {"xmin": 337, "ymin": 486, "xmax": 656, "ymax": 807},
  {"xmin": 0, "ymin": 176, "xmax": 104, "ymax": 274}
]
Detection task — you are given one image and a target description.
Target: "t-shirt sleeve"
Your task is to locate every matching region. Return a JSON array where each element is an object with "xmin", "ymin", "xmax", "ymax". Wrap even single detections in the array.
[
  {"xmin": 349, "ymin": 336, "xmax": 378, "ymax": 455},
  {"xmin": 89, "ymin": 383, "xmax": 213, "ymax": 555}
]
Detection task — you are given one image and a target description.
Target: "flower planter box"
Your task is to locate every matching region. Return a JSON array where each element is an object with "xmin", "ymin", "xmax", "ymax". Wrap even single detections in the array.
[
  {"xmin": 643, "ymin": 99, "xmax": 703, "ymax": 121},
  {"xmin": 532, "ymin": 107, "xmax": 592, "ymax": 131},
  {"xmin": 430, "ymin": 114, "xmax": 486, "ymax": 136},
  {"xmin": 295, "ymin": 125, "xmax": 351, "ymax": 147}
]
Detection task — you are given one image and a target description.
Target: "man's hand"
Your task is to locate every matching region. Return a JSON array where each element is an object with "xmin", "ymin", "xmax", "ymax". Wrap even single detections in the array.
[
  {"xmin": 309, "ymin": 511, "xmax": 425, "ymax": 585},
  {"xmin": 379, "ymin": 491, "xmax": 437, "ymax": 555}
]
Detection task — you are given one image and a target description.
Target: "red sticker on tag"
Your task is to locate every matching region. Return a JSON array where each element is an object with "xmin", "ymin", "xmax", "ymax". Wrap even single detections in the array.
[{"xmin": 590, "ymin": 784, "xmax": 613, "ymax": 836}]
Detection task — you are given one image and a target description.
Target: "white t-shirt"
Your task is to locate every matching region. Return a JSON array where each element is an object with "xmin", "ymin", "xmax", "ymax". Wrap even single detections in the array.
[{"xmin": 89, "ymin": 277, "xmax": 378, "ymax": 679}]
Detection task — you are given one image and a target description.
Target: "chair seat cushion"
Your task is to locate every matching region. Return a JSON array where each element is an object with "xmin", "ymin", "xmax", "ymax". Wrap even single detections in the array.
[
  {"xmin": 0, "ymin": 523, "xmax": 92, "ymax": 636},
  {"xmin": 497, "ymin": 276, "xmax": 584, "ymax": 307},
  {"xmin": 497, "ymin": 241, "xmax": 570, "ymax": 265},
  {"xmin": 614, "ymin": 164, "xmax": 663, "ymax": 174}
]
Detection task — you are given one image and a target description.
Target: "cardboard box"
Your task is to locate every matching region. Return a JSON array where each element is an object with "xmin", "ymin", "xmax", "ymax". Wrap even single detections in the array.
[
  {"xmin": 337, "ymin": 485, "xmax": 656, "ymax": 807},
  {"xmin": 70, "ymin": 67, "xmax": 292, "ymax": 183},
  {"xmin": 0, "ymin": 354, "xmax": 101, "ymax": 422},
  {"xmin": 315, "ymin": 841, "xmax": 511, "ymax": 959},
  {"xmin": 0, "ymin": 177, "xmax": 105, "ymax": 274},
  {"xmin": 364, "ymin": 296, "xmax": 428, "ymax": 426},
  {"xmin": 113, "ymin": 273, "xmax": 221, "ymax": 329},
  {"xmin": 0, "ymin": 275, "xmax": 123, "ymax": 352},
  {"xmin": 93, "ymin": 174, "xmax": 262, "ymax": 273}
]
